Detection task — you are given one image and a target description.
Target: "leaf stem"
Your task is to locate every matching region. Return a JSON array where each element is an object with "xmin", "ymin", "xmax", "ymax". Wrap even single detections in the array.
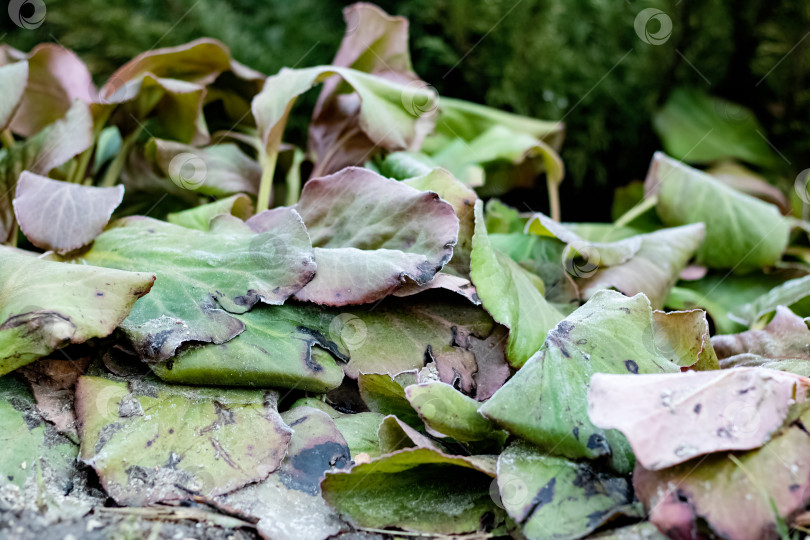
[
  {"xmin": 285, "ymin": 148, "xmax": 305, "ymax": 206},
  {"xmin": 1, "ymin": 129, "xmax": 14, "ymax": 149},
  {"xmin": 69, "ymin": 146, "xmax": 94, "ymax": 184},
  {"xmin": 256, "ymin": 150, "xmax": 277, "ymax": 212},
  {"xmin": 100, "ymin": 126, "xmax": 142, "ymax": 187},
  {"xmin": 546, "ymin": 175, "xmax": 561, "ymax": 222},
  {"xmin": 613, "ymin": 194, "xmax": 658, "ymax": 229}
]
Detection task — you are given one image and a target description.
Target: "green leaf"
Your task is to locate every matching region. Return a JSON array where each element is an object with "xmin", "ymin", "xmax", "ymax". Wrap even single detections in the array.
[
  {"xmin": 405, "ymin": 381, "xmax": 502, "ymax": 442},
  {"xmin": 0, "ymin": 375, "xmax": 78, "ymax": 494},
  {"xmin": 13, "ymin": 171, "xmax": 124, "ymax": 253},
  {"xmin": 480, "ymin": 291, "xmax": 680, "ymax": 472},
  {"xmin": 645, "ymin": 152, "xmax": 789, "ymax": 270},
  {"xmin": 216, "ymin": 406, "xmax": 350, "ymax": 540},
  {"xmin": 497, "ymin": 441, "xmax": 635, "ymax": 540},
  {"xmin": 358, "ymin": 371, "xmax": 421, "ymax": 428},
  {"xmin": 0, "ymin": 246, "xmax": 154, "ymax": 375},
  {"xmin": 321, "ymin": 447, "xmax": 502, "ymax": 535},
  {"xmin": 729, "ymin": 274, "xmax": 810, "ymax": 325},
  {"xmin": 150, "ymin": 304, "xmax": 346, "ymax": 392},
  {"xmin": 653, "ymin": 88, "xmax": 778, "ymax": 167},
  {"xmin": 74, "ymin": 210, "xmax": 315, "ymax": 361},
  {"xmin": 471, "ymin": 200, "xmax": 564, "ymax": 368},
  {"xmin": 292, "ymin": 167, "xmax": 459, "ymax": 306},
  {"xmin": 166, "ymin": 194, "xmax": 253, "ymax": 231},
  {"xmin": 75, "ymin": 375, "xmax": 292, "ymax": 506}
]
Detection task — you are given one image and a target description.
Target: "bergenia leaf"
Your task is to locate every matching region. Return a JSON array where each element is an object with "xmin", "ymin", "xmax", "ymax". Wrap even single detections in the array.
[
  {"xmin": 645, "ymin": 152, "xmax": 789, "ymax": 270},
  {"xmin": 404, "ymin": 381, "xmax": 502, "ymax": 442},
  {"xmin": 652, "ymin": 308, "xmax": 719, "ymax": 371},
  {"xmin": 470, "ymin": 200, "xmax": 564, "ymax": 368},
  {"xmin": 634, "ymin": 407, "xmax": 810, "ymax": 539},
  {"xmin": 321, "ymin": 447, "xmax": 503, "ymax": 535},
  {"xmin": 713, "ymin": 306, "xmax": 810, "ymax": 374},
  {"xmin": 13, "ymin": 171, "xmax": 124, "ymax": 253},
  {"xmin": 708, "ymin": 161, "xmax": 791, "ymax": 214},
  {"xmin": 166, "ymin": 193, "xmax": 254, "ymax": 231},
  {"xmin": 215, "ymin": 407, "xmax": 350, "ymax": 540},
  {"xmin": 728, "ymin": 274, "xmax": 810, "ymax": 325},
  {"xmin": 497, "ymin": 440, "xmax": 636, "ymax": 540},
  {"xmin": 480, "ymin": 291, "xmax": 681, "ymax": 473},
  {"xmin": 0, "ymin": 246, "xmax": 154, "ymax": 375},
  {"xmin": 0, "ymin": 60, "xmax": 28, "ymax": 130},
  {"xmin": 252, "ymin": 65, "xmax": 438, "ymax": 176},
  {"xmin": 292, "ymin": 167, "xmax": 458, "ymax": 305},
  {"xmin": 74, "ymin": 210, "xmax": 315, "ymax": 361},
  {"xmin": 308, "ymin": 3, "xmax": 429, "ymax": 176},
  {"xmin": 653, "ymin": 88, "xmax": 778, "ymax": 167},
  {"xmin": 9, "ymin": 44, "xmax": 93, "ymax": 137},
  {"xmin": 75, "ymin": 375, "xmax": 292, "ymax": 506},
  {"xmin": 0, "ymin": 375, "xmax": 79, "ymax": 497},
  {"xmin": 588, "ymin": 368, "xmax": 810, "ymax": 470},
  {"xmin": 147, "ymin": 138, "xmax": 261, "ymax": 196},
  {"xmin": 578, "ymin": 223, "xmax": 706, "ymax": 309}
]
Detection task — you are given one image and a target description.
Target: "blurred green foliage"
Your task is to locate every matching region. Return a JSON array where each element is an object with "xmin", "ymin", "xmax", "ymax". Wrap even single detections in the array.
[{"xmin": 2, "ymin": 0, "xmax": 808, "ymax": 220}]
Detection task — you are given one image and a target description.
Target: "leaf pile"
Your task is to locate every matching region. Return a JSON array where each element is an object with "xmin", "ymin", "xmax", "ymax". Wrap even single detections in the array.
[{"xmin": 2, "ymin": 4, "xmax": 810, "ymax": 540}]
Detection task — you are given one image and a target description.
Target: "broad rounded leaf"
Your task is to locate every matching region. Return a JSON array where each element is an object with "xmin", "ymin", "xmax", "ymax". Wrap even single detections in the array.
[
  {"xmin": 293, "ymin": 167, "xmax": 458, "ymax": 305},
  {"xmin": 471, "ymin": 200, "xmax": 564, "ymax": 368},
  {"xmin": 14, "ymin": 171, "xmax": 124, "ymax": 253},
  {"xmin": 0, "ymin": 246, "xmax": 154, "ymax": 375},
  {"xmin": 497, "ymin": 441, "xmax": 635, "ymax": 540},
  {"xmin": 0, "ymin": 60, "xmax": 28, "ymax": 129},
  {"xmin": 405, "ymin": 381, "xmax": 500, "ymax": 442},
  {"xmin": 480, "ymin": 291, "xmax": 680, "ymax": 473},
  {"xmin": 75, "ymin": 210, "xmax": 315, "ymax": 361},
  {"xmin": 645, "ymin": 152, "xmax": 788, "ymax": 270},
  {"xmin": 75, "ymin": 375, "xmax": 291, "ymax": 506},
  {"xmin": 588, "ymin": 368, "xmax": 810, "ymax": 470},
  {"xmin": 166, "ymin": 193, "xmax": 254, "ymax": 231}
]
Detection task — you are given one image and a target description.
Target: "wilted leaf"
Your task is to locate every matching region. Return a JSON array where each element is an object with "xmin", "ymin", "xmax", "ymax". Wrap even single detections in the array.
[
  {"xmin": 309, "ymin": 3, "xmax": 429, "ymax": 176},
  {"xmin": 471, "ymin": 200, "xmax": 564, "ymax": 368},
  {"xmin": 652, "ymin": 309, "xmax": 718, "ymax": 371},
  {"xmin": 75, "ymin": 375, "xmax": 292, "ymax": 505},
  {"xmin": 653, "ymin": 88, "xmax": 778, "ymax": 167},
  {"xmin": 405, "ymin": 381, "xmax": 502, "ymax": 442},
  {"xmin": 713, "ymin": 306, "xmax": 810, "ymax": 372},
  {"xmin": 645, "ymin": 152, "xmax": 789, "ymax": 270},
  {"xmin": 13, "ymin": 171, "xmax": 124, "ymax": 253},
  {"xmin": 0, "ymin": 375, "xmax": 79, "ymax": 495},
  {"xmin": 166, "ymin": 194, "xmax": 253, "ymax": 231},
  {"xmin": 480, "ymin": 291, "xmax": 681, "ymax": 472},
  {"xmin": 253, "ymin": 65, "xmax": 437, "ymax": 176},
  {"xmin": 497, "ymin": 440, "xmax": 636, "ymax": 540},
  {"xmin": 0, "ymin": 246, "xmax": 154, "ymax": 375},
  {"xmin": 588, "ymin": 368, "xmax": 810, "ymax": 470},
  {"xmin": 0, "ymin": 60, "xmax": 28, "ymax": 130},
  {"xmin": 729, "ymin": 274, "xmax": 810, "ymax": 325},
  {"xmin": 148, "ymin": 139, "xmax": 261, "ymax": 196},
  {"xmin": 9, "ymin": 45, "xmax": 93, "ymax": 137},
  {"xmin": 634, "ymin": 407, "xmax": 810, "ymax": 539},
  {"xmin": 19, "ymin": 357, "xmax": 90, "ymax": 441},
  {"xmin": 578, "ymin": 224, "xmax": 706, "ymax": 309},
  {"xmin": 321, "ymin": 447, "xmax": 502, "ymax": 535},
  {"xmin": 292, "ymin": 167, "xmax": 458, "ymax": 305},
  {"xmin": 0, "ymin": 100, "xmax": 94, "ymax": 243},
  {"xmin": 217, "ymin": 406, "xmax": 350, "ymax": 540},
  {"xmin": 74, "ymin": 210, "xmax": 315, "ymax": 361},
  {"xmin": 151, "ymin": 303, "xmax": 346, "ymax": 392}
]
